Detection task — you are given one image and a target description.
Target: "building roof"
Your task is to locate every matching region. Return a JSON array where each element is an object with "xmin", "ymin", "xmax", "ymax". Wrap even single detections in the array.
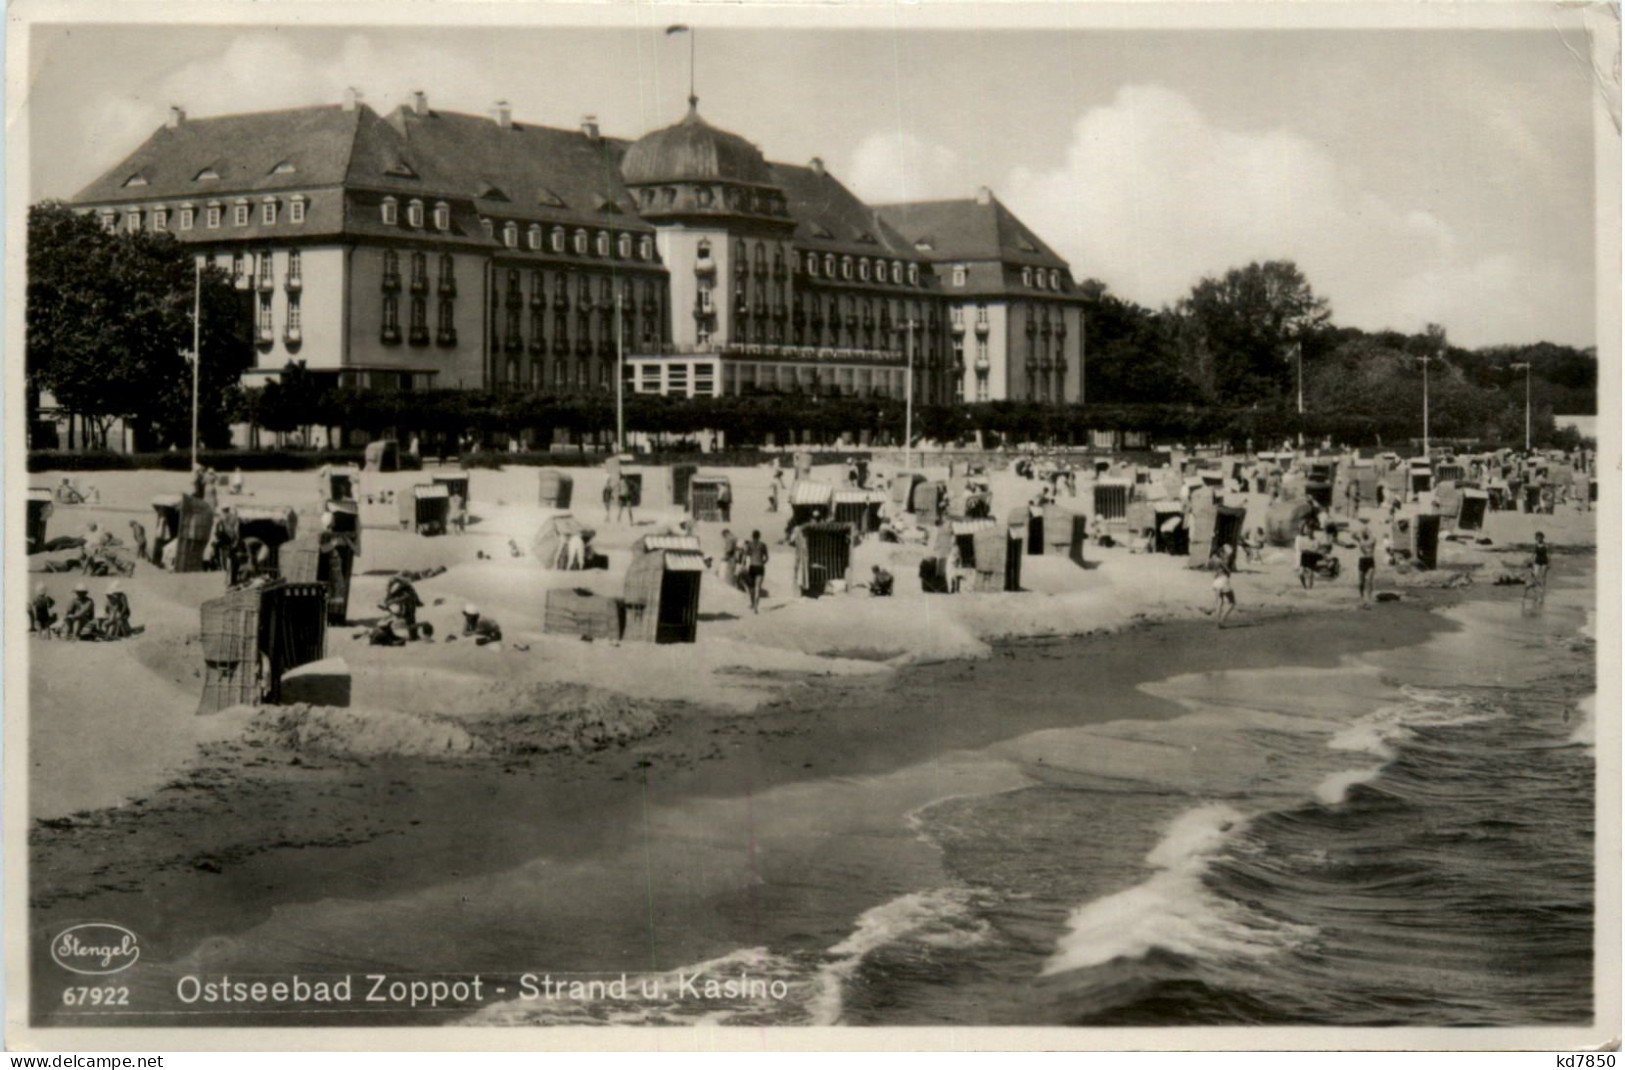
[
  {"xmin": 770, "ymin": 161, "xmax": 918, "ymax": 260},
  {"xmin": 621, "ymin": 100, "xmax": 773, "ymax": 187},
  {"xmin": 877, "ymin": 194, "xmax": 1069, "ymax": 270},
  {"xmin": 75, "ymin": 104, "xmax": 372, "ymax": 205}
]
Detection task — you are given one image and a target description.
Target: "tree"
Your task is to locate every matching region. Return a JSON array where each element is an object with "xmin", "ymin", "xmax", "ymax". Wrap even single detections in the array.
[
  {"xmin": 1173, "ymin": 260, "xmax": 1331, "ymax": 405},
  {"xmin": 27, "ymin": 200, "xmax": 253, "ymax": 449},
  {"xmin": 1077, "ymin": 286, "xmax": 1196, "ymax": 404}
]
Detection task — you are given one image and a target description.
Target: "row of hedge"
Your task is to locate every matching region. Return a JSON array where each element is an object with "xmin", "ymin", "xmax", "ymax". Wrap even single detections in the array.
[{"xmin": 27, "ymin": 447, "xmax": 874, "ymax": 474}]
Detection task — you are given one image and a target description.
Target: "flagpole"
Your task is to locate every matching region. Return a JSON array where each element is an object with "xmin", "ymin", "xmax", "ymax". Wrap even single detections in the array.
[
  {"xmin": 615, "ymin": 289, "xmax": 626, "ymax": 454},
  {"xmin": 191, "ymin": 257, "xmax": 201, "ymax": 467}
]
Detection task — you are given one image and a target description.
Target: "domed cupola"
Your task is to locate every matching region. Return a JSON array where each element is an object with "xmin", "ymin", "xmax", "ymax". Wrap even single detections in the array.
[{"xmin": 621, "ymin": 98, "xmax": 790, "ymax": 224}]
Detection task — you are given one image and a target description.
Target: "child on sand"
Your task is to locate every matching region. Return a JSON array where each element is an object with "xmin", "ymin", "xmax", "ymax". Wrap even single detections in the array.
[{"xmin": 1210, "ymin": 561, "xmax": 1236, "ymax": 628}]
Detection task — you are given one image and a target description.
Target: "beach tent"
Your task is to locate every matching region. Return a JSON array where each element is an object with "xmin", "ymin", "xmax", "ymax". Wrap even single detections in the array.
[
  {"xmin": 398, "ymin": 484, "xmax": 450, "ymax": 535},
  {"xmin": 431, "ymin": 472, "xmax": 470, "ymax": 504},
  {"xmin": 1304, "ymin": 481, "xmax": 1334, "ymax": 510},
  {"xmin": 363, "ymin": 439, "xmax": 399, "ymax": 472},
  {"xmin": 1413, "ymin": 513, "xmax": 1441, "ymax": 569},
  {"xmin": 949, "ymin": 517, "xmax": 998, "ymax": 569},
  {"xmin": 833, "ymin": 489, "xmax": 885, "ymax": 534},
  {"xmin": 531, "ymin": 515, "xmax": 597, "ymax": 570},
  {"xmin": 793, "ymin": 451, "xmax": 814, "ymax": 482},
  {"xmin": 197, "ymin": 579, "xmax": 327, "ymax": 713},
  {"xmin": 890, "ymin": 471, "xmax": 928, "ymax": 511},
  {"xmin": 1264, "ymin": 499, "xmax": 1318, "ymax": 547},
  {"xmin": 1408, "ymin": 460, "xmax": 1433, "ymax": 495},
  {"xmin": 1153, "ymin": 502, "xmax": 1188, "ymax": 555},
  {"xmin": 151, "ymin": 493, "xmax": 215, "ymax": 572},
  {"xmin": 232, "ymin": 505, "xmax": 300, "ymax": 578},
  {"xmin": 1092, "ymin": 480, "xmax": 1132, "ymax": 522},
  {"xmin": 790, "ymin": 480, "xmax": 836, "ymax": 527},
  {"xmin": 794, "ymin": 522, "xmax": 856, "ymax": 597},
  {"xmin": 690, "ymin": 476, "xmax": 734, "ymax": 523},
  {"xmin": 321, "ymin": 466, "xmax": 359, "ymax": 503},
  {"xmin": 280, "ymin": 531, "xmax": 354, "ymax": 624},
  {"xmin": 1457, "ymin": 489, "xmax": 1489, "ymax": 532},
  {"xmin": 669, "ymin": 464, "xmax": 698, "ymax": 511},
  {"xmin": 623, "ymin": 535, "xmax": 705, "ymax": 643},
  {"xmin": 912, "ymin": 480, "xmax": 947, "ymax": 525},
  {"xmin": 1434, "ymin": 481, "xmax": 1462, "ymax": 526},
  {"xmin": 1044, "ymin": 506, "xmax": 1087, "ymax": 562},
  {"xmin": 26, "ymin": 488, "xmax": 52, "ymax": 554},
  {"xmin": 544, "ymin": 588, "xmax": 624, "ymax": 641},
  {"xmin": 972, "ymin": 523, "xmax": 1023, "ymax": 592},
  {"xmin": 537, "ymin": 469, "xmax": 574, "ymax": 508}
]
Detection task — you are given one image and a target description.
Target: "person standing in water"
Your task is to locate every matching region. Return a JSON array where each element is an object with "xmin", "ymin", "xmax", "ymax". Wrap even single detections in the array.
[
  {"xmin": 1210, "ymin": 559, "xmax": 1237, "ymax": 628},
  {"xmin": 1527, "ymin": 530, "xmax": 1551, "ymax": 604},
  {"xmin": 1355, "ymin": 517, "xmax": 1377, "ymax": 608}
]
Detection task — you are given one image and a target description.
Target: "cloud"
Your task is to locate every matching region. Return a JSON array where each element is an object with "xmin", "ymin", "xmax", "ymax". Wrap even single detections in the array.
[
  {"xmin": 842, "ymin": 130, "xmax": 967, "ymax": 204},
  {"xmin": 999, "ymin": 84, "xmax": 1587, "ymax": 347}
]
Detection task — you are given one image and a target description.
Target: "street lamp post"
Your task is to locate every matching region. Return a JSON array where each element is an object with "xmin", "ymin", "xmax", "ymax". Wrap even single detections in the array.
[
  {"xmin": 901, "ymin": 319, "xmax": 917, "ymax": 469},
  {"xmin": 1509, "ymin": 361, "xmax": 1532, "ymax": 451},
  {"xmin": 1417, "ymin": 354, "xmax": 1433, "ymax": 458},
  {"xmin": 190, "ymin": 258, "xmax": 201, "ymax": 468},
  {"xmin": 614, "ymin": 289, "xmax": 626, "ymax": 454}
]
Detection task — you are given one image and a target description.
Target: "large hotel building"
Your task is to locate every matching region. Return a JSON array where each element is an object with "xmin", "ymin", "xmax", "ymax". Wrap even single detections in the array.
[{"xmin": 71, "ymin": 90, "xmax": 1086, "ymax": 409}]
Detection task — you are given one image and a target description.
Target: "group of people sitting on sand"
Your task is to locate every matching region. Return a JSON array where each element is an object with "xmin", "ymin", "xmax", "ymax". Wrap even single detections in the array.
[{"xmin": 29, "ymin": 581, "xmax": 134, "ymax": 641}]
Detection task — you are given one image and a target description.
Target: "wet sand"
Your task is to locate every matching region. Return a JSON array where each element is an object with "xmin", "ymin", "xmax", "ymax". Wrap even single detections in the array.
[{"xmin": 30, "ymin": 594, "xmax": 1456, "ymax": 1027}]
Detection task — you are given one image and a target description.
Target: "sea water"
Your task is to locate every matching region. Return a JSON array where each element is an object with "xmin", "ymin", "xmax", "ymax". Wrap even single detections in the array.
[{"xmin": 469, "ymin": 566, "xmax": 1594, "ymax": 1027}]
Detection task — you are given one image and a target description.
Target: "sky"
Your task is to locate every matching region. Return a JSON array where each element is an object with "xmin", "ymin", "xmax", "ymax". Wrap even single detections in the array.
[{"xmin": 24, "ymin": 17, "xmax": 1606, "ymax": 350}]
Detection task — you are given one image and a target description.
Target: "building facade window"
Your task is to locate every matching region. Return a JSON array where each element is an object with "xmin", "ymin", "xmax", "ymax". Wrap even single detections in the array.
[
  {"xmin": 288, "ymin": 250, "xmax": 301, "ymax": 284},
  {"xmin": 408, "ymin": 200, "xmax": 424, "ymax": 228},
  {"xmin": 287, "ymin": 294, "xmax": 302, "ymax": 331},
  {"xmin": 573, "ymin": 230, "xmax": 588, "ymax": 255},
  {"xmin": 179, "ymin": 205, "xmax": 195, "ymax": 230},
  {"xmin": 261, "ymin": 200, "xmax": 277, "ymax": 225},
  {"xmin": 503, "ymin": 222, "xmax": 518, "ymax": 248},
  {"xmin": 976, "ymin": 302, "xmax": 988, "ymax": 325},
  {"xmin": 439, "ymin": 254, "xmax": 455, "ymax": 293},
  {"xmin": 257, "ymin": 293, "xmax": 273, "ymax": 339},
  {"xmin": 858, "ymin": 258, "xmax": 870, "ymax": 282},
  {"xmin": 206, "ymin": 204, "xmax": 222, "ymax": 228},
  {"xmin": 952, "ymin": 264, "xmax": 967, "ymax": 287},
  {"xmin": 381, "ymin": 198, "xmax": 398, "ymax": 226},
  {"xmin": 617, "ymin": 233, "xmax": 632, "ymax": 259},
  {"xmin": 233, "ymin": 201, "xmax": 249, "ymax": 226},
  {"xmin": 125, "ymin": 210, "xmax": 142, "ymax": 233},
  {"xmin": 595, "ymin": 231, "xmax": 610, "ymax": 257},
  {"xmin": 908, "ymin": 263, "xmax": 920, "ymax": 285},
  {"xmin": 434, "ymin": 202, "xmax": 450, "ymax": 230},
  {"xmin": 807, "ymin": 252, "xmax": 819, "ymax": 277},
  {"xmin": 528, "ymin": 224, "xmax": 542, "ymax": 251},
  {"xmin": 551, "ymin": 227, "xmax": 566, "ymax": 253},
  {"xmin": 639, "ymin": 236, "xmax": 654, "ymax": 260},
  {"xmin": 153, "ymin": 208, "xmax": 169, "ymax": 231},
  {"xmin": 289, "ymin": 198, "xmax": 306, "ymax": 224},
  {"xmin": 841, "ymin": 256, "xmax": 853, "ymax": 280}
]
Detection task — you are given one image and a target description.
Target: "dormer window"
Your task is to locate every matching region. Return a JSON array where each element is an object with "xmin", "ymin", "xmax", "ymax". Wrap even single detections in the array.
[
  {"xmin": 697, "ymin": 239, "xmax": 712, "ymax": 261},
  {"xmin": 595, "ymin": 231, "xmax": 610, "ymax": 257},
  {"xmin": 640, "ymin": 237, "xmax": 654, "ymax": 260},
  {"xmin": 698, "ymin": 187, "xmax": 714, "ymax": 207},
  {"xmin": 551, "ymin": 227, "xmax": 566, "ymax": 253},
  {"xmin": 434, "ymin": 202, "xmax": 450, "ymax": 231},
  {"xmin": 908, "ymin": 263, "xmax": 919, "ymax": 285},
  {"xmin": 503, "ymin": 222, "xmax": 518, "ymax": 248},
  {"xmin": 125, "ymin": 210, "xmax": 142, "ymax": 233},
  {"xmin": 261, "ymin": 199, "xmax": 277, "ymax": 225},
  {"xmin": 806, "ymin": 252, "xmax": 819, "ymax": 277},
  {"xmin": 528, "ymin": 224, "xmax": 542, "ymax": 251},
  {"xmin": 233, "ymin": 200, "xmax": 249, "ymax": 226},
  {"xmin": 1050, "ymin": 269, "xmax": 1061, "ymax": 290},
  {"xmin": 407, "ymin": 200, "xmax": 424, "ymax": 228},
  {"xmin": 841, "ymin": 256, "xmax": 853, "ymax": 280},
  {"xmin": 289, "ymin": 197, "xmax": 306, "ymax": 224},
  {"xmin": 206, "ymin": 203, "xmax": 222, "ymax": 229},
  {"xmin": 179, "ymin": 204, "xmax": 195, "ymax": 230},
  {"xmin": 891, "ymin": 261, "xmax": 903, "ymax": 285},
  {"xmin": 195, "ymin": 167, "xmax": 220, "ymax": 182},
  {"xmin": 123, "ymin": 174, "xmax": 148, "ymax": 188},
  {"xmin": 1022, "ymin": 267, "xmax": 1033, "ymax": 288},
  {"xmin": 381, "ymin": 198, "xmax": 398, "ymax": 226},
  {"xmin": 271, "ymin": 161, "xmax": 297, "ymax": 175},
  {"xmin": 573, "ymin": 230, "xmax": 588, "ymax": 255},
  {"xmin": 824, "ymin": 254, "xmax": 835, "ymax": 277},
  {"xmin": 153, "ymin": 207, "xmax": 169, "ymax": 232},
  {"xmin": 951, "ymin": 264, "xmax": 967, "ymax": 287},
  {"xmin": 617, "ymin": 233, "xmax": 632, "ymax": 259},
  {"xmin": 858, "ymin": 259, "xmax": 870, "ymax": 282}
]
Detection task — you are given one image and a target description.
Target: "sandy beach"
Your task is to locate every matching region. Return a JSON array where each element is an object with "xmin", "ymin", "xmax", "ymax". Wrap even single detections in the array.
[{"xmin": 24, "ymin": 456, "xmax": 1596, "ymax": 1026}]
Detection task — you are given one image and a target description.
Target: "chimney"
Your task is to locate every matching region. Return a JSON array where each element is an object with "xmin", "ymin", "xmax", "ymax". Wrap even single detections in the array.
[
  {"xmin": 975, "ymin": 185, "xmax": 993, "ymax": 205},
  {"xmin": 492, "ymin": 100, "xmax": 512, "ymax": 128},
  {"xmin": 411, "ymin": 90, "xmax": 428, "ymax": 117},
  {"xmin": 580, "ymin": 114, "xmax": 600, "ymax": 140},
  {"xmin": 343, "ymin": 86, "xmax": 363, "ymax": 112},
  {"xmin": 167, "ymin": 105, "xmax": 186, "ymax": 129},
  {"xmin": 809, "ymin": 157, "xmax": 825, "ymax": 177}
]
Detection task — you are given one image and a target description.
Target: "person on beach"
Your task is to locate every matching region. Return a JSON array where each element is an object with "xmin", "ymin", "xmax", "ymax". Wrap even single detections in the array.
[
  {"xmin": 743, "ymin": 530, "xmax": 769, "ymax": 613},
  {"xmin": 768, "ymin": 470, "xmax": 784, "ymax": 514},
  {"xmin": 101, "ymin": 581, "xmax": 133, "ymax": 640},
  {"xmin": 1242, "ymin": 526, "xmax": 1265, "ymax": 565},
  {"xmin": 602, "ymin": 475, "xmax": 615, "ymax": 524},
  {"xmin": 63, "ymin": 583, "xmax": 97, "ymax": 641},
  {"xmin": 1210, "ymin": 560, "xmax": 1237, "ymax": 628},
  {"xmin": 1528, "ymin": 531, "xmax": 1551, "ymax": 601},
  {"xmin": 616, "ymin": 476, "xmax": 635, "ymax": 525},
  {"xmin": 462, "ymin": 604, "xmax": 503, "ymax": 646},
  {"xmin": 382, "ymin": 575, "xmax": 425, "ymax": 640},
  {"xmin": 719, "ymin": 529, "xmax": 739, "ymax": 590},
  {"xmin": 1295, "ymin": 521, "xmax": 1319, "ymax": 590},
  {"xmin": 869, "ymin": 565, "xmax": 894, "ymax": 597},
  {"xmin": 449, "ymin": 493, "xmax": 467, "ymax": 535},
  {"xmin": 229, "ymin": 468, "xmax": 244, "ymax": 496},
  {"xmin": 1355, "ymin": 518, "xmax": 1377, "ymax": 607},
  {"xmin": 717, "ymin": 479, "xmax": 733, "ymax": 522},
  {"xmin": 128, "ymin": 519, "xmax": 149, "ymax": 565},
  {"xmin": 29, "ymin": 585, "xmax": 56, "ymax": 636}
]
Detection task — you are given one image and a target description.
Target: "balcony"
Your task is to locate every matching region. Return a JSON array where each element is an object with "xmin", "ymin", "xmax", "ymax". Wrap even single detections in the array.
[
  {"xmin": 256, "ymin": 274, "xmax": 275, "ymax": 294},
  {"xmin": 974, "ymin": 320, "xmax": 990, "ymax": 336},
  {"xmin": 694, "ymin": 259, "xmax": 716, "ymax": 277},
  {"xmin": 439, "ymin": 278, "xmax": 457, "ymax": 298},
  {"xmin": 410, "ymin": 275, "xmax": 428, "ymax": 295},
  {"xmin": 530, "ymin": 291, "xmax": 544, "ymax": 309},
  {"xmin": 283, "ymin": 326, "xmax": 302, "ymax": 347},
  {"xmin": 437, "ymin": 328, "xmax": 458, "ymax": 347},
  {"xmin": 382, "ymin": 272, "xmax": 401, "ymax": 293},
  {"xmin": 975, "ymin": 356, "xmax": 990, "ymax": 372},
  {"xmin": 950, "ymin": 321, "xmax": 965, "ymax": 336},
  {"xmin": 504, "ymin": 335, "xmax": 522, "ymax": 354},
  {"xmin": 284, "ymin": 275, "xmax": 302, "ymax": 294},
  {"xmin": 409, "ymin": 325, "xmax": 431, "ymax": 347},
  {"xmin": 553, "ymin": 338, "xmax": 569, "ymax": 356},
  {"xmin": 255, "ymin": 325, "xmax": 275, "ymax": 345},
  {"xmin": 381, "ymin": 325, "xmax": 402, "ymax": 345},
  {"xmin": 575, "ymin": 339, "xmax": 592, "ymax": 357},
  {"xmin": 233, "ymin": 274, "xmax": 251, "ymax": 291},
  {"xmin": 554, "ymin": 294, "xmax": 570, "ymax": 311},
  {"xmin": 529, "ymin": 337, "xmax": 546, "ymax": 355}
]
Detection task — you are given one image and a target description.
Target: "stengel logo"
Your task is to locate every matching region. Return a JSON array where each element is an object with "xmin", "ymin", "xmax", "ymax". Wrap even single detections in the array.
[{"xmin": 50, "ymin": 923, "xmax": 141, "ymax": 975}]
